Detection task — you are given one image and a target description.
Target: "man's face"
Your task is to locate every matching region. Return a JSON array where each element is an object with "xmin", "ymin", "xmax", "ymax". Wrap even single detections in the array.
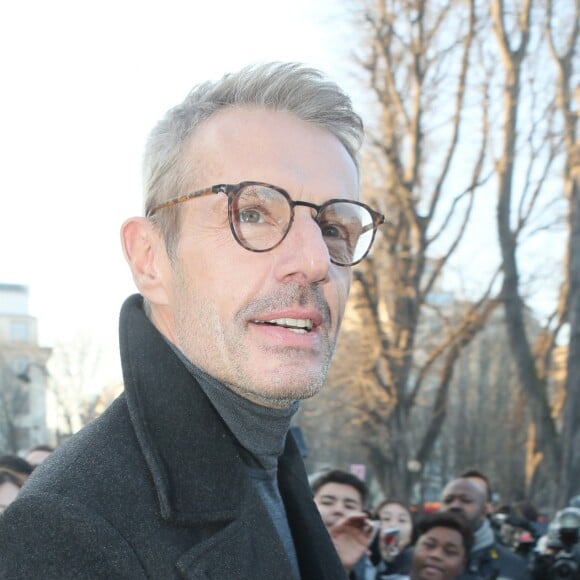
[
  {"xmin": 313, "ymin": 482, "xmax": 363, "ymax": 530},
  {"xmin": 378, "ymin": 502, "xmax": 413, "ymax": 558},
  {"xmin": 411, "ymin": 526, "xmax": 466, "ymax": 580},
  {"xmin": 466, "ymin": 475, "xmax": 493, "ymax": 515},
  {"xmin": 440, "ymin": 479, "xmax": 486, "ymax": 530},
  {"xmin": 156, "ymin": 108, "xmax": 357, "ymax": 408}
]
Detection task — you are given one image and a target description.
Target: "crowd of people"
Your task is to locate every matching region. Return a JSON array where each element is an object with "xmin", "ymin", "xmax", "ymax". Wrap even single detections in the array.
[
  {"xmin": 3, "ymin": 445, "xmax": 577, "ymax": 579},
  {"xmin": 310, "ymin": 467, "xmax": 580, "ymax": 580},
  {"xmin": 0, "ymin": 446, "xmax": 54, "ymax": 514}
]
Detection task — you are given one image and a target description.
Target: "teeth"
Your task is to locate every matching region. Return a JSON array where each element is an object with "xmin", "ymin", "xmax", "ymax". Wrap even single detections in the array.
[
  {"xmin": 271, "ymin": 318, "xmax": 313, "ymax": 330},
  {"xmin": 254, "ymin": 318, "xmax": 314, "ymax": 331}
]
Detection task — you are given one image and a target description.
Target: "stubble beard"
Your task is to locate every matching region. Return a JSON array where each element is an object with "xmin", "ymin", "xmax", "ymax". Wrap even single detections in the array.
[{"xmin": 173, "ymin": 272, "xmax": 339, "ymax": 407}]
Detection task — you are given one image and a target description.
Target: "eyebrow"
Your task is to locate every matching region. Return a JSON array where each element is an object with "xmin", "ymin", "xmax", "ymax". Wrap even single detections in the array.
[
  {"xmin": 443, "ymin": 493, "xmax": 473, "ymax": 501},
  {"xmin": 318, "ymin": 494, "xmax": 360, "ymax": 506}
]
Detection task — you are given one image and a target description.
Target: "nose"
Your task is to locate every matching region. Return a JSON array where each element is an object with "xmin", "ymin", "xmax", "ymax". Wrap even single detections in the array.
[
  {"xmin": 274, "ymin": 208, "xmax": 331, "ymax": 283},
  {"xmin": 428, "ymin": 548, "xmax": 445, "ymax": 562},
  {"xmin": 448, "ymin": 503, "xmax": 464, "ymax": 515}
]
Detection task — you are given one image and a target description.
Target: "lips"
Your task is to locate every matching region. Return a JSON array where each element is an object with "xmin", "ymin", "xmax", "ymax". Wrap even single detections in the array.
[{"xmin": 420, "ymin": 564, "xmax": 445, "ymax": 578}]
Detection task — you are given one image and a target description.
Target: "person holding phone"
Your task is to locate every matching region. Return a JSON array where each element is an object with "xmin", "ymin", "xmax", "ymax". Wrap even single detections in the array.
[
  {"xmin": 311, "ymin": 469, "xmax": 378, "ymax": 580},
  {"xmin": 374, "ymin": 499, "xmax": 415, "ymax": 577}
]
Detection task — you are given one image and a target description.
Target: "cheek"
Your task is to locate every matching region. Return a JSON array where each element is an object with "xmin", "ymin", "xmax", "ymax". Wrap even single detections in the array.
[
  {"xmin": 328, "ymin": 269, "xmax": 352, "ymax": 317},
  {"xmin": 183, "ymin": 242, "xmax": 262, "ymax": 306},
  {"xmin": 412, "ymin": 546, "xmax": 427, "ymax": 568},
  {"xmin": 447, "ymin": 555, "xmax": 465, "ymax": 574}
]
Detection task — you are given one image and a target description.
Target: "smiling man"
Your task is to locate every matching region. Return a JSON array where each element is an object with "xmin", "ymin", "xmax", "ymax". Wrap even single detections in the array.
[{"xmin": 0, "ymin": 63, "xmax": 384, "ymax": 579}]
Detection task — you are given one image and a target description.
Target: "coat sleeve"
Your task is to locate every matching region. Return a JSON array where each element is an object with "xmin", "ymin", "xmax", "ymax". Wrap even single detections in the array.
[{"xmin": 0, "ymin": 492, "xmax": 147, "ymax": 580}]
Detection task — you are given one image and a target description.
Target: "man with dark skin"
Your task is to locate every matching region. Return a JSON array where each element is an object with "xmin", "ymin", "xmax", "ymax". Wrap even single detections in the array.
[
  {"xmin": 460, "ymin": 468, "xmax": 494, "ymax": 516},
  {"xmin": 440, "ymin": 478, "xmax": 530, "ymax": 580}
]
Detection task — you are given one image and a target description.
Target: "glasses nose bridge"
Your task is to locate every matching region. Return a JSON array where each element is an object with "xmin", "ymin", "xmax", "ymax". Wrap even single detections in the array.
[{"xmin": 290, "ymin": 199, "xmax": 323, "ymax": 221}]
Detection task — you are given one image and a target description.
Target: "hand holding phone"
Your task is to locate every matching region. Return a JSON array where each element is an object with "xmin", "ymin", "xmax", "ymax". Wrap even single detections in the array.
[{"xmin": 381, "ymin": 526, "xmax": 401, "ymax": 557}]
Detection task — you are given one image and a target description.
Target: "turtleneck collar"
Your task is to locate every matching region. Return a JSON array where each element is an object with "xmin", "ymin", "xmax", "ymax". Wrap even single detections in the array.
[{"xmin": 168, "ymin": 341, "xmax": 299, "ymax": 470}]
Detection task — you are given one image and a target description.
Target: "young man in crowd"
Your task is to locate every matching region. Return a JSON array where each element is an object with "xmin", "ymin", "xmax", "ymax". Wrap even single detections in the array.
[{"xmin": 312, "ymin": 469, "xmax": 378, "ymax": 580}]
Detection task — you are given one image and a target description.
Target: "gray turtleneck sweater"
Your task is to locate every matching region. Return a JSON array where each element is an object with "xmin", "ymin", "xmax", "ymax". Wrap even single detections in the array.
[{"xmin": 170, "ymin": 343, "xmax": 301, "ymax": 580}]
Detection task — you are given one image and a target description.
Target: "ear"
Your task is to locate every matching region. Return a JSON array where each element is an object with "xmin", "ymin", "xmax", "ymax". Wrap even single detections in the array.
[{"xmin": 120, "ymin": 217, "xmax": 173, "ymax": 306}]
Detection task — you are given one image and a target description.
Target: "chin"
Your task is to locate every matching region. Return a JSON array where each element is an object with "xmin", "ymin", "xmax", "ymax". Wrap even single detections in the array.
[{"xmin": 239, "ymin": 376, "xmax": 323, "ymax": 407}]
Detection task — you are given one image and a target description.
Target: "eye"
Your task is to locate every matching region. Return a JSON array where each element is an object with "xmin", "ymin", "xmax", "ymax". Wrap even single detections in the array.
[
  {"xmin": 239, "ymin": 207, "xmax": 265, "ymax": 224},
  {"xmin": 321, "ymin": 223, "xmax": 348, "ymax": 240}
]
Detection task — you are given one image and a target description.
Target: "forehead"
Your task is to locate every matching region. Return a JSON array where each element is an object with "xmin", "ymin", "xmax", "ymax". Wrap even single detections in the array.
[
  {"xmin": 466, "ymin": 476, "xmax": 488, "ymax": 494},
  {"xmin": 183, "ymin": 107, "xmax": 359, "ymax": 203},
  {"xmin": 443, "ymin": 480, "xmax": 481, "ymax": 500},
  {"xmin": 423, "ymin": 526, "xmax": 464, "ymax": 549},
  {"xmin": 380, "ymin": 503, "xmax": 410, "ymax": 517},
  {"xmin": 315, "ymin": 482, "xmax": 362, "ymax": 504}
]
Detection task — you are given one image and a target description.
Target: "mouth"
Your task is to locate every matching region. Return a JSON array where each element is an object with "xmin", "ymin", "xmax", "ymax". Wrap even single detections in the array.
[
  {"xmin": 252, "ymin": 317, "xmax": 315, "ymax": 334},
  {"xmin": 421, "ymin": 564, "xmax": 444, "ymax": 577}
]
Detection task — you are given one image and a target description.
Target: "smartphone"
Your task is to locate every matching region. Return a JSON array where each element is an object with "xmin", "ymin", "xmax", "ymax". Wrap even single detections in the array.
[{"xmin": 381, "ymin": 526, "xmax": 400, "ymax": 553}]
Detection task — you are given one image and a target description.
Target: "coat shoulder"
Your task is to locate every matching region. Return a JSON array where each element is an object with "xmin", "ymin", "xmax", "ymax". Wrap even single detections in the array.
[{"xmin": 0, "ymin": 489, "xmax": 146, "ymax": 579}]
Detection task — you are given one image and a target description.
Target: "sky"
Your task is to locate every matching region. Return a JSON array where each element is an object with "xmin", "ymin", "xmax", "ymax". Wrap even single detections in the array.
[{"xmin": 0, "ymin": 0, "xmax": 360, "ymax": 383}]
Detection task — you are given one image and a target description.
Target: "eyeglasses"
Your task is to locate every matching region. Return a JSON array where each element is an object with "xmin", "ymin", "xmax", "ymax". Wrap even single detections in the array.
[{"xmin": 146, "ymin": 181, "xmax": 385, "ymax": 266}]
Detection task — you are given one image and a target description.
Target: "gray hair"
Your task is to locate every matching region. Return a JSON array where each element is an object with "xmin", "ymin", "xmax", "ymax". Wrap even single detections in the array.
[{"xmin": 142, "ymin": 62, "xmax": 364, "ymax": 258}]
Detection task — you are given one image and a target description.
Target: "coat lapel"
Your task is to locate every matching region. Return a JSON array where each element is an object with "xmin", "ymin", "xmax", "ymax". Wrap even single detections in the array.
[
  {"xmin": 119, "ymin": 294, "xmax": 244, "ymax": 525},
  {"xmin": 279, "ymin": 435, "xmax": 348, "ymax": 580},
  {"xmin": 119, "ymin": 295, "xmax": 346, "ymax": 579}
]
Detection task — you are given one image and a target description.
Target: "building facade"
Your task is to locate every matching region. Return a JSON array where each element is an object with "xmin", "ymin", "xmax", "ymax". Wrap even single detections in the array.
[{"xmin": 0, "ymin": 284, "xmax": 51, "ymax": 454}]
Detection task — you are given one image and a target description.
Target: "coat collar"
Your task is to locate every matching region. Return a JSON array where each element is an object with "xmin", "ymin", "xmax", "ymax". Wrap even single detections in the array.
[
  {"xmin": 118, "ymin": 295, "xmax": 347, "ymax": 579},
  {"xmin": 119, "ymin": 294, "xmax": 245, "ymax": 526}
]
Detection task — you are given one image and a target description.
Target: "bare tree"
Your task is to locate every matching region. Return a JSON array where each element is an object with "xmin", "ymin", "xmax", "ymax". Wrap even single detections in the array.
[
  {"xmin": 297, "ymin": 0, "xmax": 575, "ymax": 507},
  {"xmin": 0, "ymin": 356, "xmax": 28, "ymax": 453},
  {"xmin": 47, "ymin": 333, "xmax": 104, "ymax": 441},
  {"xmin": 491, "ymin": 0, "xmax": 578, "ymax": 508},
  {"xmin": 351, "ymin": 0, "xmax": 507, "ymax": 500},
  {"xmin": 544, "ymin": 0, "xmax": 580, "ymax": 507}
]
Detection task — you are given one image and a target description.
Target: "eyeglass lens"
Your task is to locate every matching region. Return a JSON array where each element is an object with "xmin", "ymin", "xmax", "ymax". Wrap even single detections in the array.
[{"xmin": 229, "ymin": 184, "xmax": 375, "ymax": 266}]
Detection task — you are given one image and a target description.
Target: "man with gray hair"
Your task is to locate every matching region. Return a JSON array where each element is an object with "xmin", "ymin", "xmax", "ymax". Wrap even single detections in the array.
[{"xmin": 0, "ymin": 62, "xmax": 384, "ymax": 579}]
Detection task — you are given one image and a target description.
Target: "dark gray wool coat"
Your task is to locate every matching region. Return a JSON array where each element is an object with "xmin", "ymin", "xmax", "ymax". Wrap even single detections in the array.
[{"xmin": 0, "ymin": 295, "xmax": 347, "ymax": 580}]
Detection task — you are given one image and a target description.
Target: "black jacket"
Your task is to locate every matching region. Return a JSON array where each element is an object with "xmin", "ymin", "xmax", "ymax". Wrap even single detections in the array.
[
  {"xmin": 459, "ymin": 542, "xmax": 531, "ymax": 580},
  {"xmin": 0, "ymin": 295, "xmax": 346, "ymax": 579}
]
